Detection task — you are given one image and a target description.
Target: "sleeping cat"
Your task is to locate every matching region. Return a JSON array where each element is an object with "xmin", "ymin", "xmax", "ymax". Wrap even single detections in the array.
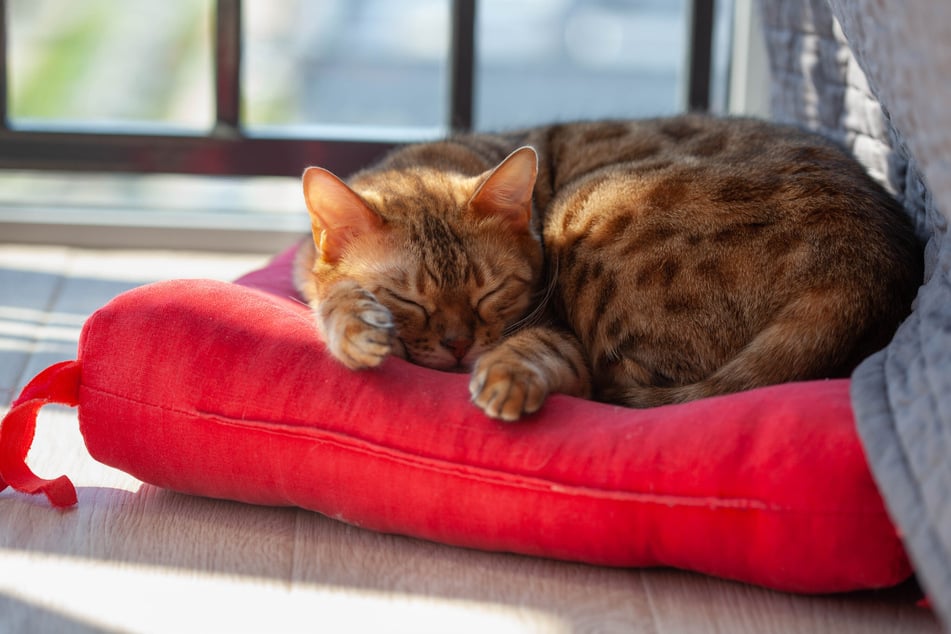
[{"xmin": 294, "ymin": 114, "xmax": 922, "ymax": 421}]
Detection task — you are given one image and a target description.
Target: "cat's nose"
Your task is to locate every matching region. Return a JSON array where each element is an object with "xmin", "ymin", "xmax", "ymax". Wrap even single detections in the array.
[{"xmin": 442, "ymin": 337, "xmax": 473, "ymax": 361}]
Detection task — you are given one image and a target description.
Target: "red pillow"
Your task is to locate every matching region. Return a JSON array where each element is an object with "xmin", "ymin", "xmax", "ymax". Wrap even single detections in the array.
[{"xmin": 0, "ymin": 265, "xmax": 911, "ymax": 594}]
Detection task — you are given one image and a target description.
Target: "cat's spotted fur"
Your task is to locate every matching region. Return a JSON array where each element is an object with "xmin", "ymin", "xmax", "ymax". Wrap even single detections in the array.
[{"xmin": 295, "ymin": 114, "xmax": 922, "ymax": 421}]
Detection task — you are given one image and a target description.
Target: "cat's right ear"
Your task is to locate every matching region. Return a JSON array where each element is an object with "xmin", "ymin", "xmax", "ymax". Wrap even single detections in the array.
[{"xmin": 302, "ymin": 167, "xmax": 383, "ymax": 264}]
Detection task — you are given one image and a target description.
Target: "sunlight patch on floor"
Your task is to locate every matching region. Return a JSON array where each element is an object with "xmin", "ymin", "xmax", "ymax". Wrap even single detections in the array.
[
  {"xmin": 0, "ymin": 548, "xmax": 570, "ymax": 634},
  {"xmin": 0, "ymin": 244, "xmax": 268, "ymax": 284}
]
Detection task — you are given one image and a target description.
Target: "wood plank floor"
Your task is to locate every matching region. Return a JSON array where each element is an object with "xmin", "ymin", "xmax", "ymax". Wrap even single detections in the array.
[{"xmin": 0, "ymin": 244, "xmax": 940, "ymax": 633}]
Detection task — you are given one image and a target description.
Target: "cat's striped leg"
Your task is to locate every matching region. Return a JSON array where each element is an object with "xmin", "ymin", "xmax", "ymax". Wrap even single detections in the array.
[{"xmin": 469, "ymin": 326, "xmax": 591, "ymax": 422}]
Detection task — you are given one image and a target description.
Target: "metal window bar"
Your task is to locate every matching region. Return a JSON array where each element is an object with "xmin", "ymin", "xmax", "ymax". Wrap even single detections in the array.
[
  {"xmin": 0, "ymin": 0, "xmax": 6, "ymax": 131},
  {"xmin": 0, "ymin": 0, "xmax": 713, "ymax": 179},
  {"xmin": 687, "ymin": 0, "xmax": 715, "ymax": 112},
  {"xmin": 215, "ymin": 0, "xmax": 242, "ymax": 135},
  {"xmin": 448, "ymin": 0, "xmax": 476, "ymax": 132}
]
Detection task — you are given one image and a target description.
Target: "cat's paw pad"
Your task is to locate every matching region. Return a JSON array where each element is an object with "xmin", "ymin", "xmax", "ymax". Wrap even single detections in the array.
[
  {"xmin": 469, "ymin": 357, "xmax": 548, "ymax": 422},
  {"xmin": 323, "ymin": 293, "xmax": 394, "ymax": 370}
]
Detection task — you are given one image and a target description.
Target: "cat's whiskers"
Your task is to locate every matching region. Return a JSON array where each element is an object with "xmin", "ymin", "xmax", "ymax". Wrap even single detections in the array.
[
  {"xmin": 285, "ymin": 295, "xmax": 310, "ymax": 308},
  {"xmin": 503, "ymin": 258, "xmax": 558, "ymax": 337}
]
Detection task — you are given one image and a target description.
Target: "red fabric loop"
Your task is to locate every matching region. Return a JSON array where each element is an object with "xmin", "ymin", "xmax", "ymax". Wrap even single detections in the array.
[
  {"xmin": 0, "ymin": 360, "xmax": 81, "ymax": 508},
  {"xmin": 12, "ymin": 359, "xmax": 82, "ymax": 408}
]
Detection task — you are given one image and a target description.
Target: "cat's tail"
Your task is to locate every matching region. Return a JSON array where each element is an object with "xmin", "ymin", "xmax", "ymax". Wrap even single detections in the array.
[
  {"xmin": 606, "ymin": 376, "xmax": 758, "ymax": 409},
  {"xmin": 606, "ymin": 289, "xmax": 893, "ymax": 409}
]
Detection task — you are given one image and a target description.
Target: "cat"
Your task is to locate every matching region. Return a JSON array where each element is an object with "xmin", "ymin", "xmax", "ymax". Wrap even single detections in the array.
[{"xmin": 294, "ymin": 114, "xmax": 922, "ymax": 421}]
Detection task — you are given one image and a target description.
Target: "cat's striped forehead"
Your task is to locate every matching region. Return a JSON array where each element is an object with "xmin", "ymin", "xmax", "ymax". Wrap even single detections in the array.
[
  {"xmin": 358, "ymin": 168, "xmax": 473, "ymax": 214},
  {"xmin": 406, "ymin": 215, "xmax": 468, "ymax": 283},
  {"xmin": 402, "ymin": 218, "xmax": 499, "ymax": 293},
  {"xmin": 355, "ymin": 169, "xmax": 484, "ymax": 289},
  {"xmin": 353, "ymin": 208, "xmax": 519, "ymax": 299},
  {"xmin": 347, "ymin": 161, "xmax": 540, "ymax": 298}
]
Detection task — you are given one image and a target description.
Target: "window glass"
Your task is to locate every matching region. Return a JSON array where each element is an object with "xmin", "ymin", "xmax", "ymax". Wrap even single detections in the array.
[
  {"xmin": 0, "ymin": 0, "xmax": 731, "ymax": 239},
  {"xmin": 7, "ymin": 0, "xmax": 214, "ymax": 130},
  {"xmin": 243, "ymin": 0, "xmax": 451, "ymax": 134},
  {"xmin": 475, "ymin": 0, "xmax": 687, "ymax": 130}
]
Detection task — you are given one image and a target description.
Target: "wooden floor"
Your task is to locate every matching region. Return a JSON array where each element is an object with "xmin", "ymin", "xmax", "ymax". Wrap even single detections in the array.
[{"xmin": 0, "ymin": 244, "xmax": 940, "ymax": 634}]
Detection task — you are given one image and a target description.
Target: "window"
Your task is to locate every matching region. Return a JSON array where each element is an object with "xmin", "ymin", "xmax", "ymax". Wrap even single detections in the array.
[
  {"xmin": 244, "ymin": 0, "xmax": 451, "ymax": 134},
  {"xmin": 475, "ymin": 0, "xmax": 689, "ymax": 129},
  {"xmin": 8, "ymin": 0, "xmax": 215, "ymax": 131},
  {"xmin": 240, "ymin": 0, "xmax": 697, "ymax": 134},
  {"xmin": 0, "ymin": 0, "xmax": 735, "ymax": 250}
]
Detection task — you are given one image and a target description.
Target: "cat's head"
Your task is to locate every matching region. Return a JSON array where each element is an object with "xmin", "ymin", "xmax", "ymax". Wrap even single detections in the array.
[{"xmin": 302, "ymin": 146, "xmax": 543, "ymax": 372}]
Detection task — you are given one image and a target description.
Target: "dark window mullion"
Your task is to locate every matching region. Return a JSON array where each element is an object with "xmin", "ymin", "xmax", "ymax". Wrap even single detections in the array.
[
  {"xmin": 448, "ymin": 0, "xmax": 476, "ymax": 132},
  {"xmin": 215, "ymin": 0, "xmax": 242, "ymax": 134},
  {"xmin": 687, "ymin": 0, "xmax": 714, "ymax": 111},
  {"xmin": 0, "ymin": 0, "xmax": 8, "ymax": 129},
  {"xmin": 0, "ymin": 1, "xmax": 711, "ymax": 176}
]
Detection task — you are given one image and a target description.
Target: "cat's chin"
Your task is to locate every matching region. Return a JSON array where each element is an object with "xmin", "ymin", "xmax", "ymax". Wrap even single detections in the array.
[
  {"xmin": 440, "ymin": 363, "xmax": 471, "ymax": 374},
  {"xmin": 401, "ymin": 350, "xmax": 471, "ymax": 373},
  {"xmin": 419, "ymin": 359, "xmax": 471, "ymax": 374},
  {"xmin": 408, "ymin": 357, "xmax": 472, "ymax": 374}
]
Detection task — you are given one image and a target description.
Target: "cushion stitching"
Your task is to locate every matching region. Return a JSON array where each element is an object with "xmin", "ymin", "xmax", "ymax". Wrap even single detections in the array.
[{"xmin": 80, "ymin": 383, "xmax": 890, "ymax": 516}]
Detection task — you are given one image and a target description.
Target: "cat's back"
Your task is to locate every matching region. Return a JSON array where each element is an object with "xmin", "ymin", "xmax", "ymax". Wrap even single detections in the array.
[
  {"xmin": 532, "ymin": 115, "xmax": 890, "ymax": 213},
  {"xmin": 529, "ymin": 114, "xmax": 922, "ymax": 406}
]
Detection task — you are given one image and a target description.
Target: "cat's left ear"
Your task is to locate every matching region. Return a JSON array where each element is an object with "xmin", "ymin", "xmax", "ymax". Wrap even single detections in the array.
[{"xmin": 469, "ymin": 146, "xmax": 537, "ymax": 231}]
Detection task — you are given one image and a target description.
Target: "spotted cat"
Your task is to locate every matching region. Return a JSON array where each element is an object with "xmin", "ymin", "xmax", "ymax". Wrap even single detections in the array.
[{"xmin": 295, "ymin": 114, "xmax": 922, "ymax": 420}]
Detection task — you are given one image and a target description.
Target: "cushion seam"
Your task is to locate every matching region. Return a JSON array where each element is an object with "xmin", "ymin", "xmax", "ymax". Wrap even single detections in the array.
[{"xmin": 80, "ymin": 383, "xmax": 887, "ymax": 516}]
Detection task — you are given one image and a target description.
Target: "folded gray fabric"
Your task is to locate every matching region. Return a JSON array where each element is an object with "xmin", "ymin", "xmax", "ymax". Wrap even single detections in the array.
[{"xmin": 759, "ymin": 0, "xmax": 951, "ymax": 628}]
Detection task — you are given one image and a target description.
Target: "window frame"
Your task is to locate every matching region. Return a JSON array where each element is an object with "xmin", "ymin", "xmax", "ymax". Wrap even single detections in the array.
[
  {"xmin": 0, "ymin": 0, "xmax": 719, "ymax": 252},
  {"xmin": 0, "ymin": 0, "xmax": 716, "ymax": 179}
]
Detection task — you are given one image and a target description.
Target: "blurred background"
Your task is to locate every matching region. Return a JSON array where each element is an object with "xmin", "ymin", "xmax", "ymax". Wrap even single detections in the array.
[{"xmin": 1, "ymin": 0, "xmax": 743, "ymax": 249}]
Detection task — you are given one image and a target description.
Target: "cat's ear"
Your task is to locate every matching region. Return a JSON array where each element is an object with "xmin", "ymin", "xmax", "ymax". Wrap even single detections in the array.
[
  {"xmin": 302, "ymin": 167, "xmax": 383, "ymax": 263},
  {"xmin": 469, "ymin": 146, "xmax": 537, "ymax": 231}
]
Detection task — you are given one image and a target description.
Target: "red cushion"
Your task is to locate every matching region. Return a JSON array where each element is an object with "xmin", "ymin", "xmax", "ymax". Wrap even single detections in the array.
[{"xmin": 0, "ymin": 254, "xmax": 912, "ymax": 594}]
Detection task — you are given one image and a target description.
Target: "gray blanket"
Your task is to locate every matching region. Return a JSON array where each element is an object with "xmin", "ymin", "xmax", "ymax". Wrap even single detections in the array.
[{"xmin": 759, "ymin": 0, "xmax": 951, "ymax": 628}]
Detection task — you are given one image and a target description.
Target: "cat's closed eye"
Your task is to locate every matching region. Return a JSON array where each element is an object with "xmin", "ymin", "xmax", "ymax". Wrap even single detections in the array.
[
  {"xmin": 377, "ymin": 288, "xmax": 429, "ymax": 319},
  {"xmin": 474, "ymin": 276, "xmax": 531, "ymax": 321}
]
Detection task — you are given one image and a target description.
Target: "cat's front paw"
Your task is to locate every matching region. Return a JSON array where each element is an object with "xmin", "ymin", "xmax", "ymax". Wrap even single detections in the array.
[
  {"xmin": 469, "ymin": 355, "xmax": 548, "ymax": 422},
  {"xmin": 320, "ymin": 289, "xmax": 395, "ymax": 370}
]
